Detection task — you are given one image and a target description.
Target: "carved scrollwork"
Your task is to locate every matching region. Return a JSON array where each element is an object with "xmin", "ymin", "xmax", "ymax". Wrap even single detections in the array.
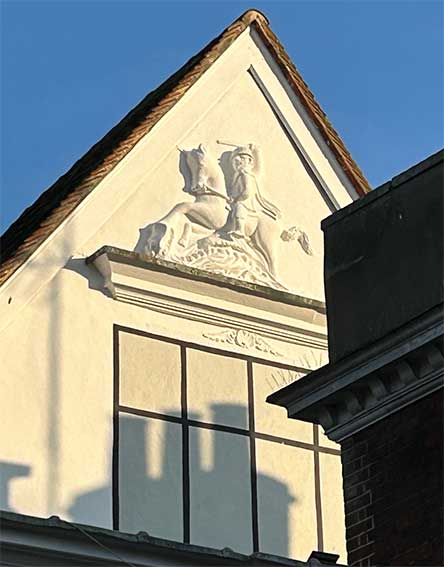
[{"xmin": 203, "ymin": 329, "xmax": 282, "ymax": 356}]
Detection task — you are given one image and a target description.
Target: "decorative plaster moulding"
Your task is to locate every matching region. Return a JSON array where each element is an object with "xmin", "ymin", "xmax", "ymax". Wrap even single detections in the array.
[
  {"xmin": 202, "ymin": 328, "xmax": 283, "ymax": 356},
  {"xmin": 88, "ymin": 246, "xmax": 327, "ymax": 358}
]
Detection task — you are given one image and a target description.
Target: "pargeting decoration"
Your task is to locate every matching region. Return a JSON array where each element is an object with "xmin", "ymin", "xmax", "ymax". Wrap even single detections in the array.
[
  {"xmin": 203, "ymin": 328, "xmax": 283, "ymax": 356},
  {"xmin": 135, "ymin": 142, "xmax": 313, "ymax": 290}
]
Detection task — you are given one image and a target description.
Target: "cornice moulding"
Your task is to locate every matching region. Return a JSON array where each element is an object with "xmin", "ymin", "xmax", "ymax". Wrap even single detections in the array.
[
  {"xmin": 268, "ymin": 305, "xmax": 444, "ymax": 441},
  {"xmin": 88, "ymin": 246, "xmax": 327, "ymax": 354}
]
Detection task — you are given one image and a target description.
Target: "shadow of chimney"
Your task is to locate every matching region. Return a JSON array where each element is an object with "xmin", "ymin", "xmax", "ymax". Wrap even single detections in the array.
[{"xmin": 0, "ymin": 461, "xmax": 31, "ymax": 512}]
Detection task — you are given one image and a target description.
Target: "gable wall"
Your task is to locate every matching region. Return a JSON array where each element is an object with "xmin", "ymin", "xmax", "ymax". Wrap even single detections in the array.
[{"xmin": 0, "ymin": 28, "xmax": 353, "ymax": 562}]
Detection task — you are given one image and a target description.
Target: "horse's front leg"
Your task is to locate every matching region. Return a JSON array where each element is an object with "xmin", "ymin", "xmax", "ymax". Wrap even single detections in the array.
[
  {"xmin": 156, "ymin": 204, "xmax": 189, "ymax": 254},
  {"xmin": 178, "ymin": 222, "xmax": 191, "ymax": 248},
  {"xmin": 253, "ymin": 220, "xmax": 280, "ymax": 277}
]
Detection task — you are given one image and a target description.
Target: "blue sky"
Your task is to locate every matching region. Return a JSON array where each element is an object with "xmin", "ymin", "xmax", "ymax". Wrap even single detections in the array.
[{"xmin": 1, "ymin": 0, "xmax": 443, "ymax": 232}]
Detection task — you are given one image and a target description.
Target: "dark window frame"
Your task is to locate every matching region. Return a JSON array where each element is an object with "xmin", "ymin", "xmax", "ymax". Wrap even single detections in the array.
[{"xmin": 113, "ymin": 324, "xmax": 339, "ymax": 552}]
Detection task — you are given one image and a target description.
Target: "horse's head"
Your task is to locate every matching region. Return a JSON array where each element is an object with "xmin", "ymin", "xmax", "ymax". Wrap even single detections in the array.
[
  {"xmin": 185, "ymin": 144, "xmax": 207, "ymax": 177},
  {"xmin": 184, "ymin": 144, "xmax": 226, "ymax": 195}
]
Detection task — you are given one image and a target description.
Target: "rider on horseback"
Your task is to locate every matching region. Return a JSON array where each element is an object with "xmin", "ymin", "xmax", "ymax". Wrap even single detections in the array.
[{"xmin": 226, "ymin": 144, "xmax": 281, "ymax": 240}]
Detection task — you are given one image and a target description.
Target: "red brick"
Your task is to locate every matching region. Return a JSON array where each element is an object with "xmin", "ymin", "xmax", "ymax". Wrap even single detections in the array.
[{"xmin": 340, "ymin": 390, "xmax": 443, "ymax": 566}]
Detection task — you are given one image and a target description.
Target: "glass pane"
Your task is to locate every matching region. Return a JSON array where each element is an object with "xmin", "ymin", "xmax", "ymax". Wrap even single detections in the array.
[
  {"xmin": 253, "ymin": 363, "xmax": 314, "ymax": 443},
  {"xmin": 189, "ymin": 426, "xmax": 252, "ymax": 554},
  {"xmin": 256, "ymin": 439, "xmax": 317, "ymax": 559},
  {"xmin": 119, "ymin": 413, "xmax": 182, "ymax": 541},
  {"xmin": 119, "ymin": 332, "xmax": 181, "ymax": 417},
  {"xmin": 187, "ymin": 349, "xmax": 248, "ymax": 429}
]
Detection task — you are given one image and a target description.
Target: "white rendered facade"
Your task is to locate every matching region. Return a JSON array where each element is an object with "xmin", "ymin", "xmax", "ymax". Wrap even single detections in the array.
[{"xmin": 0, "ymin": 22, "xmax": 360, "ymax": 562}]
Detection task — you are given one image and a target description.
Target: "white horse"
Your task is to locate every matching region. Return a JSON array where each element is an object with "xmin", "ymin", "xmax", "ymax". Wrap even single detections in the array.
[{"xmin": 136, "ymin": 145, "xmax": 229, "ymax": 257}]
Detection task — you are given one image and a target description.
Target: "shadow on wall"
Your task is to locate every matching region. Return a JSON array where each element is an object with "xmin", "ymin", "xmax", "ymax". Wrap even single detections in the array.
[
  {"xmin": 68, "ymin": 404, "xmax": 295, "ymax": 557},
  {"xmin": 0, "ymin": 461, "xmax": 31, "ymax": 512},
  {"xmin": 46, "ymin": 224, "xmax": 79, "ymax": 517}
]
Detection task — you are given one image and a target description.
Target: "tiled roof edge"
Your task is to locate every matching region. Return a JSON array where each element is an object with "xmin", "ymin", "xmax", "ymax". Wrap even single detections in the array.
[
  {"xmin": 0, "ymin": 9, "xmax": 370, "ymax": 288},
  {"xmin": 250, "ymin": 17, "xmax": 370, "ymax": 197}
]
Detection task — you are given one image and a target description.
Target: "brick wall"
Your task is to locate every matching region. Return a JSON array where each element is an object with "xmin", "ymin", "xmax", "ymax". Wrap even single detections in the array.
[{"xmin": 340, "ymin": 389, "xmax": 443, "ymax": 566}]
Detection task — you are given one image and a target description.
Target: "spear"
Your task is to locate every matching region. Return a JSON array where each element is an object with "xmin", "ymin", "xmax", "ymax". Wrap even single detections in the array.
[{"xmin": 216, "ymin": 140, "xmax": 240, "ymax": 148}]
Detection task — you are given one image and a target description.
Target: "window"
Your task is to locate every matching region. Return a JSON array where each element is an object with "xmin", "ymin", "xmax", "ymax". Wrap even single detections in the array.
[{"xmin": 113, "ymin": 326, "xmax": 343, "ymax": 559}]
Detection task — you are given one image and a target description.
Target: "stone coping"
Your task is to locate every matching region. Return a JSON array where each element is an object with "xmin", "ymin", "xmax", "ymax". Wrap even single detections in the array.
[
  {"xmin": 321, "ymin": 149, "xmax": 443, "ymax": 230},
  {"xmin": 86, "ymin": 246, "xmax": 326, "ymax": 314}
]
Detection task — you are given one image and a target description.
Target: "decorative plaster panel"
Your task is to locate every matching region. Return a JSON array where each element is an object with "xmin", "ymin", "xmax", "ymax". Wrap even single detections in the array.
[
  {"xmin": 202, "ymin": 329, "xmax": 282, "ymax": 357},
  {"xmin": 135, "ymin": 143, "xmax": 314, "ymax": 292}
]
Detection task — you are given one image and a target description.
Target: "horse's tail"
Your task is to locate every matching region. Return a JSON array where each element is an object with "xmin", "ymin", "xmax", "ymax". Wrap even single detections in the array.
[{"xmin": 280, "ymin": 226, "xmax": 314, "ymax": 256}]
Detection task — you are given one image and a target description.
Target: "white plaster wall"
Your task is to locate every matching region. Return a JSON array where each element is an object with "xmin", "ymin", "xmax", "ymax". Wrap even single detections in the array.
[
  {"xmin": 187, "ymin": 351, "xmax": 248, "ymax": 427},
  {"xmin": 0, "ymin": 255, "xmax": 328, "ymax": 512},
  {"xmin": 119, "ymin": 414, "xmax": 183, "ymax": 541},
  {"xmin": 256, "ymin": 440, "xmax": 317, "ymax": 559},
  {"xmin": 120, "ymin": 333, "xmax": 182, "ymax": 416},
  {"xmin": 189, "ymin": 427, "xmax": 253, "ymax": 553},
  {"xmin": 320, "ymin": 453, "xmax": 347, "ymax": 560},
  {"xmin": 253, "ymin": 363, "xmax": 314, "ymax": 442},
  {"xmin": 0, "ymin": 25, "xmax": 348, "ymax": 561}
]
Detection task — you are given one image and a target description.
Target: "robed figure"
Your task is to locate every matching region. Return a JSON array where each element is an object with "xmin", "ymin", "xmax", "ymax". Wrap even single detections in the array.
[{"xmin": 225, "ymin": 144, "xmax": 281, "ymax": 240}]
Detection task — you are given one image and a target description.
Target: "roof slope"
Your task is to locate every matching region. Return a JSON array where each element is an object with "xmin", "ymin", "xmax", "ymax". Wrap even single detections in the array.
[{"xmin": 0, "ymin": 9, "xmax": 370, "ymax": 287}]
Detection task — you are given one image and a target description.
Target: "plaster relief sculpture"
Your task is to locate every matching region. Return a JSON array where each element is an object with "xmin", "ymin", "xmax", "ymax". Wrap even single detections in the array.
[
  {"xmin": 280, "ymin": 226, "xmax": 314, "ymax": 256},
  {"xmin": 221, "ymin": 142, "xmax": 282, "ymax": 276},
  {"xmin": 136, "ymin": 144, "xmax": 228, "ymax": 257},
  {"xmin": 136, "ymin": 142, "xmax": 314, "ymax": 290},
  {"xmin": 203, "ymin": 329, "xmax": 282, "ymax": 356}
]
